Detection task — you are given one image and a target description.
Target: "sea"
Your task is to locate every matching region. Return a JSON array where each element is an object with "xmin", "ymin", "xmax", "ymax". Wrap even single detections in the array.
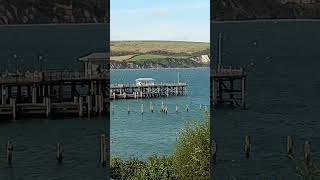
[
  {"xmin": 0, "ymin": 24, "xmax": 108, "ymax": 180},
  {"xmin": 212, "ymin": 20, "xmax": 320, "ymax": 179},
  {"xmin": 110, "ymin": 67, "xmax": 210, "ymax": 158}
]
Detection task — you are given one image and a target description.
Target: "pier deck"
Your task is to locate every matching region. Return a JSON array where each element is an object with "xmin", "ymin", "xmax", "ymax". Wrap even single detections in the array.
[
  {"xmin": 211, "ymin": 65, "xmax": 247, "ymax": 109},
  {"xmin": 110, "ymin": 82, "xmax": 187, "ymax": 100},
  {"xmin": 0, "ymin": 71, "xmax": 108, "ymax": 120}
]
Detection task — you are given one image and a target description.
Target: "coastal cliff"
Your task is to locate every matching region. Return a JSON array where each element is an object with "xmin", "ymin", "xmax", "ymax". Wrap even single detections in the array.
[
  {"xmin": 213, "ymin": 0, "xmax": 320, "ymax": 20},
  {"xmin": 110, "ymin": 41, "xmax": 210, "ymax": 69},
  {"xmin": 0, "ymin": 0, "xmax": 108, "ymax": 24}
]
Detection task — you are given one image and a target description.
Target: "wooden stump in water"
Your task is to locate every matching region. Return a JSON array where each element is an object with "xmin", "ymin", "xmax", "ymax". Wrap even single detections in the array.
[
  {"xmin": 100, "ymin": 134, "xmax": 107, "ymax": 167},
  {"xmin": 244, "ymin": 135, "xmax": 251, "ymax": 158},
  {"xmin": 7, "ymin": 140, "xmax": 13, "ymax": 165},
  {"xmin": 304, "ymin": 141, "xmax": 311, "ymax": 167},
  {"xmin": 56, "ymin": 142, "xmax": 64, "ymax": 163},
  {"xmin": 287, "ymin": 136, "xmax": 293, "ymax": 159}
]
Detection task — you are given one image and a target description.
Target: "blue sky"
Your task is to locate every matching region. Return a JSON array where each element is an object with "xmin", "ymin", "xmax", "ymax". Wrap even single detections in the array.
[{"xmin": 111, "ymin": 0, "xmax": 210, "ymax": 42}]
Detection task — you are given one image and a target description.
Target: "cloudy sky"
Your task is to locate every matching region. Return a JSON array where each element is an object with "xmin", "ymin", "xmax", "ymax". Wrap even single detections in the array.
[{"xmin": 111, "ymin": 0, "xmax": 210, "ymax": 42}]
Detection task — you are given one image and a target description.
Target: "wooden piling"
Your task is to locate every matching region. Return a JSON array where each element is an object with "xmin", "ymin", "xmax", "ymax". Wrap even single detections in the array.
[
  {"xmin": 87, "ymin": 95, "xmax": 92, "ymax": 118},
  {"xmin": 95, "ymin": 95, "xmax": 99, "ymax": 114},
  {"xmin": 176, "ymin": 105, "xmax": 178, "ymax": 113},
  {"xmin": 10, "ymin": 98, "xmax": 16, "ymax": 121},
  {"xmin": 79, "ymin": 96, "xmax": 84, "ymax": 117},
  {"xmin": 45, "ymin": 97, "xmax": 51, "ymax": 117},
  {"xmin": 100, "ymin": 134, "xmax": 107, "ymax": 166},
  {"xmin": 241, "ymin": 77, "xmax": 246, "ymax": 109},
  {"xmin": 56, "ymin": 142, "xmax": 63, "ymax": 163},
  {"xmin": 99, "ymin": 95, "xmax": 103, "ymax": 116},
  {"xmin": 127, "ymin": 106, "xmax": 130, "ymax": 114},
  {"xmin": 2, "ymin": 85, "xmax": 6, "ymax": 105},
  {"xmin": 304, "ymin": 141, "xmax": 311, "ymax": 167},
  {"xmin": 141, "ymin": 103, "xmax": 144, "ymax": 114},
  {"xmin": 287, "ymin": 136, "xmax": 293, "ymax": 159},
  {"xmin": 244, "ymin": 135, "xmax": 251, "ymax": 158},
  {"xmin": 6, "ymin": 140, "xmax": 13, "ymax": 165},
  {"xmin": 32, "ymin": 85, "xmax": 37, "ymax": 104},
  {"xmin": 185, "ymin": 104, "xmax": 189, "ymax": 112}
]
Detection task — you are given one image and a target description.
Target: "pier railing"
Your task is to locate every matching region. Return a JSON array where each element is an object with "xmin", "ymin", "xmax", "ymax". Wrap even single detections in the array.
[
  {"xmin": 0, "ymin": 70, "xmax": 107, "ymax": 83},
  {"xmin": 212, "ymin": 65, "xmax": 246, "ymax": 77},
  {"xmin": 111, "ymin": 82, "xmax": 187, "ymax": 88}
]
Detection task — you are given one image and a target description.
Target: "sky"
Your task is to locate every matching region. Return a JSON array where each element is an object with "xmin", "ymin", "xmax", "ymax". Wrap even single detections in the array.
[{"xmin": 111, "ymin": 0, "xmax": 210, "ymax": 42}]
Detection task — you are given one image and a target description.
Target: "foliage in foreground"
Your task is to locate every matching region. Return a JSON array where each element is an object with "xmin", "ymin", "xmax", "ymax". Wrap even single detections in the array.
[{"xmin": 110, "ymin": 116, "xmax": 210, "ymax": 180}]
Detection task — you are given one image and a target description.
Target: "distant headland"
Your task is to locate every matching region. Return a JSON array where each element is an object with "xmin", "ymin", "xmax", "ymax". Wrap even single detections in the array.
[{"xmin": 110, "ymin": 41, "xmax": 210, "ymax": 69}]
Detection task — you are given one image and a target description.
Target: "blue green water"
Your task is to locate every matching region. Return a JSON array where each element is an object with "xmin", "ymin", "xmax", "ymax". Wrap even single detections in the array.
[
  {"xmin": 212, "ymin": 21, "xmax": 320, "ymax": 179},
  {"xmin": 110, "ymin": 68, "xmax": 209, "ymax": 158},
  {"xmin": 0, "ymin": 24, "xmax": 108, "ymax": 180}
]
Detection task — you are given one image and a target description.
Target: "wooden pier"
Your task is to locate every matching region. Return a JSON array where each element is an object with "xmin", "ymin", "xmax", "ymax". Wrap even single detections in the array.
[
  {"xmin": 0, "ymin": 71, "xmax": 108, "ymax": 120},
  {"xmin": 211, "ymin": 33, "xmax": 247, "ymax": 109},
  {"xmin": 110, "ymin": 78, "xmax": 187, "ymax": 100},
  {"xmin": 0, "ymin": 52, "xmax": 109, "ymax": 120},
  {"xmin": 211, "ymin": 65, "xmax": 247, "ymax": 109}
]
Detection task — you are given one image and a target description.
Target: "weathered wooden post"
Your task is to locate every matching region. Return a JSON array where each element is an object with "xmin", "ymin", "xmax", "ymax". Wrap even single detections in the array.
[
  {"xmin": 185, "ymin": 104, "xmax": 189, "ymax": 112},
  {"xmin": 79, "ymin": 96, "xmax": 84, "ymax": 117},
  {"xmin": 95, "ymin": 95, "xmax": 99, "ymax": 115},
  {"xmin": 199, "ymin": 104, "xmax": 202, "ymax": 110},
  {"xmin": 56, "ymin": 142, "xmax": 63, "ymax": 163},
  {"xmin": 10, "ymin": 98, "xmax": 16, "ymax": 121},
  {"xmin": 304, "ymin": 141, "xmax": 311, "ymax": 167},
  {"xmin": 99, "ymin": 95, "xmax": 103, "ymax": 116},
  {"xmin": 45, "ymin": 97, "xmax": 51, "ymax": 118},
  {"xmin": 87, "ymin": 95, "xmax": 92, "ymax": 118},
  {"xmin": 32, "ymin": 85, "xmax": 37, "ymax": 104},
  {"xmin": 176, "ymin": 105, "xmax": 178, "ymax": 113},
  {"xmin": 100, "ymin": 134, "xmax": 107, "ymax": 166},
  {"xmin": 7, "ymin": 140, "xmax": 13, "ymax": 165},
  {"xmin": 244, "ymin": 135, "xmax": 251, "ymax": 158},
  {"xmin": 127, "ymin": 106, "xmax": 130, "ymax": 114},
  {"xmin": 241, "ymin": 76, "xmax": 246, "ymax": 109},
  {"xmin": 211, "ymin": 140, "xmax": 217, "ymax": 162},
  {"xmin": 141, "ymin": 103, "xmax": 144, "ymax": 115},
  {"xmin": 2, "ymin": 85, "xmax": 6, "ymax": 105},
  {"xmin": 161, "ymin": 101, "xmax": 164, "ymax": 112},
  {"xmin": 287, "ymin": 136, "xmax": 293, "ymax": 159},
  {"xmin": 149, "ymin": 102, "xmax": 152, "ymax": 111}
]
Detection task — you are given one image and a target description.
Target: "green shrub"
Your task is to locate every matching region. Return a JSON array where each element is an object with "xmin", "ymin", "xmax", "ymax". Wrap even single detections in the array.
[
  {"xmin": 111, "ymin": 116, "xmax": 210, "ymax": 180},
  {"xmin": 173, "ymin": 117, "xmax": 210, "ymax": 179}
]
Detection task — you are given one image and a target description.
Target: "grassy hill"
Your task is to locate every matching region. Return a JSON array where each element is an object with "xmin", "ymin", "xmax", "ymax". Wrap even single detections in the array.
[{"xmin": 111, "ymin": 41, "xmax": 210, "ymax": 67}]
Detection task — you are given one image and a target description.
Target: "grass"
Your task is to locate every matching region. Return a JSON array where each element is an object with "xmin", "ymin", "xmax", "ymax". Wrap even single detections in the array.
[
  {"xmin": 128, "ymin": 54, "xmax": 190, "ymax": 62},
  {"xmin": 111, "ymin": 41, "xmax": 209, "ymax": 55},
  {"xmin": 110, "ymin": 54, "xmax": 138, "ymax": 61}
]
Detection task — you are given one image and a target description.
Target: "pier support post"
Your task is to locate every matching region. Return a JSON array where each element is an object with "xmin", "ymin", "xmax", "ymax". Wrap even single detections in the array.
[
  {"xmin": 100, "ymin": 134, "xmax": 107, "ymax": 166},
  {"xmin": 95, "ymin": 95, "xmax": 99, "ymax": 115},
  {"xmin": 32, "ymin": 85, "xmax": 37, "ymax": 104},
  {"xmin": 287, "ymin": 136, "xmax": 293, "ymax": 159},
  {"xmin": 7, "ymin": 140, "xmax": 13, "ymax": 165},
  {"xmin": 99, "ymin": 95, "xmax": 103, "ymax": 116},
  {"xmin": 241, "ymin": 77, "xmax": 246, "ymax": 109},
  {"xmin": 304, "ymin": 141, "xmax": 311, "ymax": 167},
  {"xmin": 56, "ymin": 142, "xmax": 63, "ymax": 163},
  {"xmin": 73, "ymin": 96, "xmax": 79, "ymax": 104},
  {"xmin": 2, "ymin": 85, "xmax": 6, "ymax": 105},
  {"xmin": 244, "ymin": 136, "xmax": 251, "ymax": 158},
  {"xmin": 10, "ymin": 98, "xmax": 16, "ymax": 121},
  {"xmin": 87, "ymin": 95, "xmax": 92, "ymax": 118},
  {"xmin": 79, "ymin": 96, "xmax": 83, "ymax": 117},
  {"xmin": 212, "ymin": 78, "xmax": 216, "ymax": 109},
  {"xmin": 176, "ymin": 105, "xmax": 178, "ymax": 113},
  {"xmin": 141, "ymin": 103, "xmax": 144, "ymax": 115},
  {"xmin": 45, "ymin": 97, "xmax": 51, "ymax": 118}
]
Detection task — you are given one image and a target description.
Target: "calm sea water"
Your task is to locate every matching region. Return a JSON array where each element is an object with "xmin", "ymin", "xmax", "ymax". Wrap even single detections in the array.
[
  {"xmin": 0, "ymin": 24, "xmax": 108, "ymax": 180},
  {"xmin": 212, "ymin": 21, "xmax": 320, "ymax": 179},
  {"xmin": 110, "ymin": 68, "xmax": 209, "ymax": 158}
]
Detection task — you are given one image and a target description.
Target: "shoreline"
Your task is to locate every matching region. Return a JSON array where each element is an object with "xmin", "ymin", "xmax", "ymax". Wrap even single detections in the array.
[
  {"xmin": 110, "ymin": 67, "xmax": 209, "ymax": 71},
  {"xmin": 212, "ymin": 18, "xmax": 320, "ymax": 24}
]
